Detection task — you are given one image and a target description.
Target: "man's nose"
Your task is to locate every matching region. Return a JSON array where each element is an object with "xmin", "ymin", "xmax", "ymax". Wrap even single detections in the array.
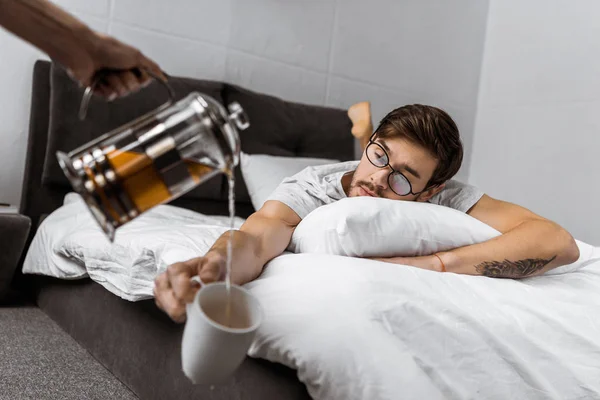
[{"xmin": 370, "ymin": 169, "xmax": 389, "ymax": 189}]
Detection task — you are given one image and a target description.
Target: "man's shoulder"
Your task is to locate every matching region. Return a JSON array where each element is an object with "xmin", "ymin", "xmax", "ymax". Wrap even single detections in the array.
[
  {"xmin": 441, "ymin": 179, "xmax": 478, "ymax": 191},
  {"xmin": 267, "ymin": 160, "xmax": 357, "ymax": 219},
  {"xmin": 304, "ymin": 160, "xmax": 359, "ymax": 174},
  {"xmin": 290, "ymin": 160, "xmax": 359, "ymax": 181},
  {"xmin": 429, "ymin": 179, "xmax": 485, "ymax": 213}
]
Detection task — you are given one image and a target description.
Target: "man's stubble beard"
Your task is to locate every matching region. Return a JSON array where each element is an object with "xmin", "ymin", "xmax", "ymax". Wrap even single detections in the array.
[{"xmin": 349, "ymin": 178, "xmax": 384, "ymax": 198}]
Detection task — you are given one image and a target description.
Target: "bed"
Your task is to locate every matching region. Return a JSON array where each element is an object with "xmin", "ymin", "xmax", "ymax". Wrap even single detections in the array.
[
  {"xmin": 15, "ymin": 60, "xmax": 354, "ymax": 400},
  {"xmin": 16, "ymin": 61, "xmax": 600, "ymax": 400}
]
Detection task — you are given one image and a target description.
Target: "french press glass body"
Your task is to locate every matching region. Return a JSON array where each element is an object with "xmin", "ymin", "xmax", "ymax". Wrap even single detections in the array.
[{"xmin": 57, "ymin": 74, "xmax": 249, "ymax": 241}]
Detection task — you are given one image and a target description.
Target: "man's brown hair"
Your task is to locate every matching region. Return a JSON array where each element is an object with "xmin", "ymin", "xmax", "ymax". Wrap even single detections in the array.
[{"xmin": 373, "ymin": 104, "xmax": 463, "ymax": 188}]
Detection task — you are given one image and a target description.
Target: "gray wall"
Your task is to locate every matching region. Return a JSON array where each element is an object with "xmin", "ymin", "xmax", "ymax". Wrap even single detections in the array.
[
  {"xmin": 0, "ymin": 0, "xmax": 489, "ymax": 206},
  {"xmin": 469, "ymin": 0, "xmax": 600, "ymax": 245}
]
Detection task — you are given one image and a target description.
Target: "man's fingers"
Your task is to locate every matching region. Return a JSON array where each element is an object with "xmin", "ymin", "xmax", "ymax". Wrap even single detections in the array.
[
  {"xmin": 93, "ymin": 84, "xmax": 116, "ymax": 100},
  {"xmin": 167, "ymin": 260, "xmax": 203, "ymax": 303},
  {"xmin": 91, "ymin": 70, "xmax": 146, "ymax": 100},
  {"xmin": 154, "ymin": 270, "xmax": 170, "ymax": 291},
  {"xmin": 154, "ymin": 271, "xmax": 188, "ymax": 323},
  {"xmin": 135, "ymin": 68, "xmax": 152, "ymax": 88},
  {"xmin": 138, "ymin": 53, "xmax": 167, "ymax": 82},
  {"xmin": 103, "ymin": 73, "xmax": 128, "ymax": 97},
  {"xmin": 153, "ymin": 256, "xmax": 223, "ymax": 323},
  {"xmin": 166, "ymin": 259, "xmax": 198, "ymax": 281},
  {"xmin": 158, "ymin": 287, "xmax": 187, "ymax": 323},
  {"xmin": 118, "ymin": 70, "xmax": 141, "ymax": 93},
  {"xmin": 171, "ymin": 269, "xmax": 200, "ymax": 304},
  {"xmin": 198, "ymin": 256, "xmax": 225, "ymax": 284},
  {"xmin": 153, "ymin": 285, "xmax": 164, "ymax": 310},
  {"xmin": 153, "ymin": 272, "xmax": 169, "ymax": 312}
]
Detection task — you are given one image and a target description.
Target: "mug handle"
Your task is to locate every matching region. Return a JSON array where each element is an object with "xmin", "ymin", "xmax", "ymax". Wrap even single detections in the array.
[
  {"xmin": 78, "ymin": 68, "xmax": 175, "ymax": 120},
  {"xmin": 186, "ymin": 275, "xmax": 205, "ymax": 316},
  {"xmin": 190, "ymin": 275, "xmax": 204, "ymax": 286}
]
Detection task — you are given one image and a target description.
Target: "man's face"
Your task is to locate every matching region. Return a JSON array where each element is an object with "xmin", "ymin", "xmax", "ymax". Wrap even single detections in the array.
[{"xmin": 347, "ymin": 136, "xmax": 442, "ymax": 202}]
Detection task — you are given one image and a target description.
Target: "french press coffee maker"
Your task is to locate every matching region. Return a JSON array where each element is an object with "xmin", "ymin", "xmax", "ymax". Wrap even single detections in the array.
[{"xmin": 57, "ymin": 72, "xmax": 249, "ymax": 241}]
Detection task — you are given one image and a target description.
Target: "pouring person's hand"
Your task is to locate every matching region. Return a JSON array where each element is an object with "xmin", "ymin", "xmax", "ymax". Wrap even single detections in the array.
[
  {"xmin": 65, "ymin": 33, "xmax": 167, "ymax": 100},
  {"xmin": 0, "ymin": 0, "xmax": 166, "ymax": 101},
  {"xmin": 153, "ymin": 252, "xmax": 226, "ymax": 323}
]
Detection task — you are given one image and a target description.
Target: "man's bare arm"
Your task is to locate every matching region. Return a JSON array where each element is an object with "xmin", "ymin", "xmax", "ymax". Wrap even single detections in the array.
[
  {"xmin": 378, "ymin": 195, "xmax": 580, "ymax": 279},
  {"xmin": 204, "ymin": 200, "xmax": 302, "ymax": 286},
  {"xmin": 0, "ymin": 0, "xmax": 92, "ymax": 69},
  {"xmin": 153, "ymin": 200, "xmax": 301, "ymax": 322},
  {"xmin": 441, "ymin": 194, "xmax": 580, "ymax": 278},
  {"xmin": 0, "ymin": 0, "xmax": 164, "ymax": 97}
]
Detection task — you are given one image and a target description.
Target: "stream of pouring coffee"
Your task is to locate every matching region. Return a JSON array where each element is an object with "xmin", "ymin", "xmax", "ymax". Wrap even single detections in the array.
[{"xmin": 225, "ymin": 168, "xmax": 235, "ymax": 327}]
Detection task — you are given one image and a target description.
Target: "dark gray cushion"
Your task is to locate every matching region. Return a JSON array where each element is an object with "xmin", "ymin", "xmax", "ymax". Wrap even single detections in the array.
[
  {"xmin": 40, "ymin": 65, "xmax": 354, "ymax": 208},
  {"xmin": 0, "ymin": 214, "xmax": 31, "ymax": 300},
  {"xmin": 223, "ymin": 84, "xmax": 353, "ymax": 203},
  {"xmin": 223, "ymin": 83, "xmax": 353, "ymax": 160}
]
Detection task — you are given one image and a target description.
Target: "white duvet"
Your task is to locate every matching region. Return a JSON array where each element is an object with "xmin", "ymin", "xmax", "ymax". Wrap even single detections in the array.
[
  {"xmin": 249, "ymin": 252, "xmax": 600, "ymax": 400},
  {"xmin": 22, "ymin": 193, "xmax": 245, "ymax": 301}
]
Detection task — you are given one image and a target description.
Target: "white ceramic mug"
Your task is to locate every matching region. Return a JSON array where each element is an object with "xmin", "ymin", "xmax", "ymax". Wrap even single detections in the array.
[{"xmin": 181, "ymin": 281, "xmax": 263, "ymax": 384}]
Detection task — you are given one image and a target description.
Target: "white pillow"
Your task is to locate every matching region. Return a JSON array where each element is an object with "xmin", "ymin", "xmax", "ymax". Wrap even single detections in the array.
[
  {"xmin": 240, "ymin": 152, "xmax": 339, "ymax": 211},
  {"xmin": 290, "ymin": 196, "xmax": 501, "ymax": 258},
  {"xmin": 290, "ymin": 196, "xmax": 597, "ymax": 276},
  {"xmin": 22, "ymin": 193, "xmax": 91, "ymax": 280}
]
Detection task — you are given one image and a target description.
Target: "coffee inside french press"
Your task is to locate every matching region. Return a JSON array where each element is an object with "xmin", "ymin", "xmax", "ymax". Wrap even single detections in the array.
[{"xmin": 57, "ymin": 72, "xmax": 249, "ymax": 241}]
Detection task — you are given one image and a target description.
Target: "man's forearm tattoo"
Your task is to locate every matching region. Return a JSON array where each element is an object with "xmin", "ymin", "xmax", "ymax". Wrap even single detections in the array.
[{"xmin": 474, "ymin": 255, "xmax": 557, "ymax": 278}]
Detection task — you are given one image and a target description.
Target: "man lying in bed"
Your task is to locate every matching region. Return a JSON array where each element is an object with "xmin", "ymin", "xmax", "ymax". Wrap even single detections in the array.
[{"xmin": 154, "ymin": 102, "xmax": 580, "ymax": 322}]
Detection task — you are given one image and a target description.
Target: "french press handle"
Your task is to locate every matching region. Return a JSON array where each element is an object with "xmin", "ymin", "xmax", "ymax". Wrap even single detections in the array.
[{"xmin": 78, "ymin": 68, "xmax": 175, "ymax": 120}]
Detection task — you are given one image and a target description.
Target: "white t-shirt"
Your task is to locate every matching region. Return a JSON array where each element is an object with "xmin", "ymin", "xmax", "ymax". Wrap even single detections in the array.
[{"xmin": 266, "ymin": 161, "xmax": 484, "ymax": 219}]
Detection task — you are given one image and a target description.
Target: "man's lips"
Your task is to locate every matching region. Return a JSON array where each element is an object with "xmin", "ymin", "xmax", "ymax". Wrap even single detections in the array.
[{"xmin": 358, "ymin": 185, "xmax": 377, "ymax": 197}]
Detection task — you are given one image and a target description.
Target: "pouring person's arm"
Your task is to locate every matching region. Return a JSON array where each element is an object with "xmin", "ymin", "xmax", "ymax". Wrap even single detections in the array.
[
  {"xmin": 154, "ymin": 201, "xmax": 301, "ymax": 323},
  {"xmin": 0, "ymin": 0, "xmax": 165, "ymax": 98}
]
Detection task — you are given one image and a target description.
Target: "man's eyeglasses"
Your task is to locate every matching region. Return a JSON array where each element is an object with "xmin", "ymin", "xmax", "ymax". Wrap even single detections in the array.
[{"xmin": 365, "ymin": 140, "xmax": 428, "ymax": 197}]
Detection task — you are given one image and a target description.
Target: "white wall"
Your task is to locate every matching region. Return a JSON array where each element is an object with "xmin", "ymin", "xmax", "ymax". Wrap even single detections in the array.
[
  {"xmin": 469, "ymin": 0, "xmax": 600, "ymax": 245},
  {"xmin": 0, "ymin": 2, "xmax": 109, "ymax": 208},
  {"xmin": 0, "ymin": 0, "xmax": 489, "ymax": 207}
]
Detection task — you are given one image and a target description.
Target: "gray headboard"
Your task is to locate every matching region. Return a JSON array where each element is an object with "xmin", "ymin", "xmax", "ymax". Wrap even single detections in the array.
[{"xmin": 19, "ymin": 60, "xmax": 354, "ymax": 232}]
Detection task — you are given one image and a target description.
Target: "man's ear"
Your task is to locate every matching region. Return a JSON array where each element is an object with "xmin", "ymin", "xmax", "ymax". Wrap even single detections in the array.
[{"xmin": 415, "ymin": 183, "xmax": 445, "ymax": 203}]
